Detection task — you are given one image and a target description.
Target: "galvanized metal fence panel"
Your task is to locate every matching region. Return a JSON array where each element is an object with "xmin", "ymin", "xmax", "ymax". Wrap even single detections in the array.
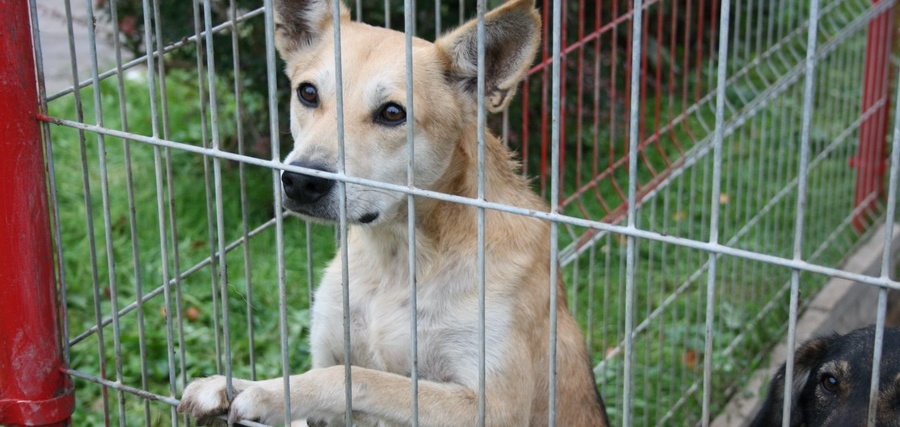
[{"xmin": 3, "ymin": 0, "xmax": 897, "ymax": 426}]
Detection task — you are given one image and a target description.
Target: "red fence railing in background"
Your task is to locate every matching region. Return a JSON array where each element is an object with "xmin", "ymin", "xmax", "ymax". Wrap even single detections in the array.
[
  {"xmin": 854, "ymin": 0, "xmax": 895, "ymax": 231},
  {"xmin": 521, "ymin": 0, "xmax": 715, "ymax": 213},
  {"xmin": 515, "ymin": 0, "xmax": 719, "ymax": 251},
  {"xmin": 513, "ymin": 1, "xmax": 894, "ymax": 247}
]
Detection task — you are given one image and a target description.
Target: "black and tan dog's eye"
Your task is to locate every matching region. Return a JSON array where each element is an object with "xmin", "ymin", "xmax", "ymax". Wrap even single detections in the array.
[
  {"xmin": 375, "ymin": 103, "xmax": 406, "ymax": 126},
  {"xmin": 820, "ymin": 374, "xmax": 840, "ymax": 394},
  {"xmin": 297, "ymin": 82, "xmax": 319, "ymax": 107}
]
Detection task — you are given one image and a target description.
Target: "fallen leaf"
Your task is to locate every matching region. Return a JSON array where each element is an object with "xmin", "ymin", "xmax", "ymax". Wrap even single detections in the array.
[{"xmin": 682, "ymin": 349, "xmax": 698, "ymax": 369}]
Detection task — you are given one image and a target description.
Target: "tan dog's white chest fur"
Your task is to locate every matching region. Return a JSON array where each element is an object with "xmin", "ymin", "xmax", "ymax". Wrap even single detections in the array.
[
  {"xmin": 177, "ymin": 1, "xmax": 609, "ymax": 425},
  {"xmin": 312, "ymin": 227, "xmax": 512, "ymax": 387}
]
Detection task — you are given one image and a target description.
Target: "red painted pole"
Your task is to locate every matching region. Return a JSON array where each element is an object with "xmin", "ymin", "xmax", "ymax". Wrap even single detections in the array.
[
  {"xmin": 853, "ymin": 0, "xmax": 894, "ymax": 232},
  {"xmin": 0, "ymin": 1, "xmax": 75, "ymax": 426}
]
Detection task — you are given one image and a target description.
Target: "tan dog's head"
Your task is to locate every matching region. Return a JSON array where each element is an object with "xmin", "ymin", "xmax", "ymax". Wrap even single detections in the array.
[{"xmin": 275, "ymin": 0, "xmax": 540, "ymax": 225}]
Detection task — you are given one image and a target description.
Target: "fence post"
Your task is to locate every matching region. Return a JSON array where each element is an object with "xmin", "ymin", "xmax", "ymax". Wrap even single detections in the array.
[
  {"xmin": 0, "ymin": 1, "xmax": 74, "ymax": 426},
  {"xmin": 853, "ymin": 0, "xmax": 895, "ymax": 232}
]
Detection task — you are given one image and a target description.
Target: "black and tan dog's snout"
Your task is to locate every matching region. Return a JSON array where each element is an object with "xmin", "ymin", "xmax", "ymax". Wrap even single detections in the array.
[{"xmin": 281, "ymin": 161, "xmax": 335, "ymax": 204}]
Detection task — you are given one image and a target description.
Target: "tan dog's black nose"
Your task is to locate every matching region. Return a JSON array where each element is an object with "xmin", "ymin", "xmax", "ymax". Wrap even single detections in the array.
[{"xmin": 282, "ymin": 161, "xmax": 335, "ymax": 204}]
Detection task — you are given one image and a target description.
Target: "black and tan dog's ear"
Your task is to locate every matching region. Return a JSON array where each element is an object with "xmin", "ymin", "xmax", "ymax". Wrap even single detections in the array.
[
  {"xmin": 274, "ymin": 0, "xmax": 350, "ymax": 61},
  {"xmin": 749, "ymin": 334, "xmax": 837, "ymax": 427},
  {"xmin": 435, "ymin": 0, "xmax": 540, "ymax": 112}
]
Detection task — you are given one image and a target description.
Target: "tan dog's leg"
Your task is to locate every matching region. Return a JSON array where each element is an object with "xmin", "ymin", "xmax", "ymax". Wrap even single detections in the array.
[{"xmin": 178, "ymin": 366, "xmax": 487, "ymax": 426}]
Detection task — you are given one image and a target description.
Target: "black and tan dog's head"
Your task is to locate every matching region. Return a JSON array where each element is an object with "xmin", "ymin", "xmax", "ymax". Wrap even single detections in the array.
[
  {"xmin": 272, "ymin": 0, "xmax": 540, "ymax": 226},
  {"xmin": 750, "ymin": 326, "xmax": 900, "ymax": 427}
]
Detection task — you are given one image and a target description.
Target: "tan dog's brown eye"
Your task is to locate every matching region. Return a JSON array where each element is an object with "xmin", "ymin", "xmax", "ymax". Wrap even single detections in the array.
[
  {"xmin": 297, "ymin": 83, "xmax": 319, "ymax": 107},
  {"xmin": 375, "ymin": 103, "xmax": 406, "ymax": 126},
  {"xmin": 820, "ymin": 374, "xmax": 839, "ymax": 394}
]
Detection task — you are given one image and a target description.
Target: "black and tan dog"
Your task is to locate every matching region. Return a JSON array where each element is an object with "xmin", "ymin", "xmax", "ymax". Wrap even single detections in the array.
[{"xmin": 750, "ymin": 326, "xmax": 900, "ymax": 427}]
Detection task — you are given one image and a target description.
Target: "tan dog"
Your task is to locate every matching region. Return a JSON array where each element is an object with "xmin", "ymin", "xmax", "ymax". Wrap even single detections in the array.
[{"xmin": 177, "ymin": 0, "xmax": 609, "ymax": 425}]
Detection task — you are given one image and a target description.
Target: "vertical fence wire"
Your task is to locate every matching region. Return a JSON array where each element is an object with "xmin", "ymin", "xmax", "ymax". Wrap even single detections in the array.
[
  {"xmin": 191, "ymin": 0, "xmax": 224, "ymax": 376},
  {"xmin": 62, "ymin": 0, "xmax": 111, "ymax": 423},
  {"xmin": 868, "ymin": 65, "xmax": 900, "ymax": 427},
  {"xmin": 404, "ymin": 0, "xmax": 419, "ymax": 423},
  {"xmin": 548, "ymin": 0, "xmax": 563, "ymax": 424},
  {"xmin": 231, "ymin": 0, "xmax": 257, "ymax": 381},
  {"xmin": 867, "ymin": 287, "xmax": 889, "ymax": 426},
  {"xmin": 435, "ymin": 0, "xmax": 441, "ymax": 35},
  {"xmin": 136, "ymin": 0, "xmax": 179, "ymax": 423},
  {"xmin": 105, "ymin": 0, "xmax": 152, "ymax": 423},
  {"xmin": 586, "ymin": 243, "xmax": 596, "ymax": 353},
  {"xmin": 201, "ymin": 0, "xmax": 235, "ymax": 406},
  {"xmin": 767, "ymin": 1, "xmax": 791, "ymax": 323},
  {"xmin": 80, "ymin": 0, "xmax": 128, "ymax": 423},
  {"xmin": 602, "ymin": 231, "xmax": 612, "ymax": 394},
  {"xmin": 261, "ymin": 0, "xmax": 292, "ymax": 422},
  {"xmin": 657, "ymin": 190, "xmax": 671, "ymax": 423},
  {"xmin": 475, "ymin": 0, "xmax": 488, "ymax": 425},
  {"xmin": 782, "ymin": 1, "xmax": 821, "ymax": 425},
  {"xmin": 307, "ymin": 219, "xmax": 316, "ymax": 306},
  {"xmin": 643, "ymin": 202, "xmax": 656, "ymax": 427},
  {"xmin": 571, "ymin": 255, "xmax": 579, "ymax": 321},
  {"xmin": 328, "ymin": 2, "xmax": 353, "ymax": 424},
  {"xmin": 151, "ymin": 2, "xmax": 191, "ymax": 420},
  {"xmin": 702, "ymin": 0, "xmax": 733, "ymax": 424},
  {"xmin": 623, "ymin": 0, "xmax": 645, "ymax": 424}
]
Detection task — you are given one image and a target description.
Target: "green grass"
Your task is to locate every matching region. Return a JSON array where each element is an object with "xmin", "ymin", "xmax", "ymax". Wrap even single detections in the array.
[
  {"xmin": 49, "ymin": 70, "xmax": 335, "ymax": 426},
  {"xmin": 48, "ymin": 1, "xmax": 883, "ymax": 424}
]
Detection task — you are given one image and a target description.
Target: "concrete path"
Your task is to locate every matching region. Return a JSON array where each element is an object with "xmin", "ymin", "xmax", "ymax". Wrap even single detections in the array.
[{"xmin": 33, "ymin": 0, "xmax": 126, "ymax": 95}]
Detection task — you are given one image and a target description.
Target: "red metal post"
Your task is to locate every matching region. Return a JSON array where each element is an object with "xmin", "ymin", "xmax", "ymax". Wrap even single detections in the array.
[
  {"xmin": 0, "ymin": 1, "xmax": 74, "ymax": 426},
  {"xmin": 853, "ymin": 0, "xmax": 895, "ymax": 232}
]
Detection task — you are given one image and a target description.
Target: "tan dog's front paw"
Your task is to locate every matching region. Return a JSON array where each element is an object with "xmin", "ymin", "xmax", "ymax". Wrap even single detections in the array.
[
  {"xmin": 179, "ymin": 375, "xmax": 260, "ymax": 425},
  {"xmin": 177, "ymin": 375, "xmax": 231, "ymax": 425},
  {"xmin": 227, "ymin": 385, "xmax": 287, "ymax": 425}
]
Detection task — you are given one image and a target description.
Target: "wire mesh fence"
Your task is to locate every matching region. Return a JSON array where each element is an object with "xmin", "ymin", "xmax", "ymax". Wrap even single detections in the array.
[{"xmin": 4, "ymin": 0, "xmax": 899, "ymax": 425}]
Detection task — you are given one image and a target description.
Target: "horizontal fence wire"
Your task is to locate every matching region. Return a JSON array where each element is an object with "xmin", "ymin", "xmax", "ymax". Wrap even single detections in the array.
[
  {"xmin": 35, "ymin": 114, "xmax": 900, "ymax": 287},
  {"xmin": 26, "ymin": 0, "xmax": 899, "ymax": 426}
]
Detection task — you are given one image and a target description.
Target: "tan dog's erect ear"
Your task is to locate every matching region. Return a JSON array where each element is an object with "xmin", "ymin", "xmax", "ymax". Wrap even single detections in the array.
[
  {"xmin": 274, "ymin": 0, "xmax": 350, "ymax": 61},
  {"xmin": 435, "ymin": 0, "xmax": 540, "ymax": 113}
]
